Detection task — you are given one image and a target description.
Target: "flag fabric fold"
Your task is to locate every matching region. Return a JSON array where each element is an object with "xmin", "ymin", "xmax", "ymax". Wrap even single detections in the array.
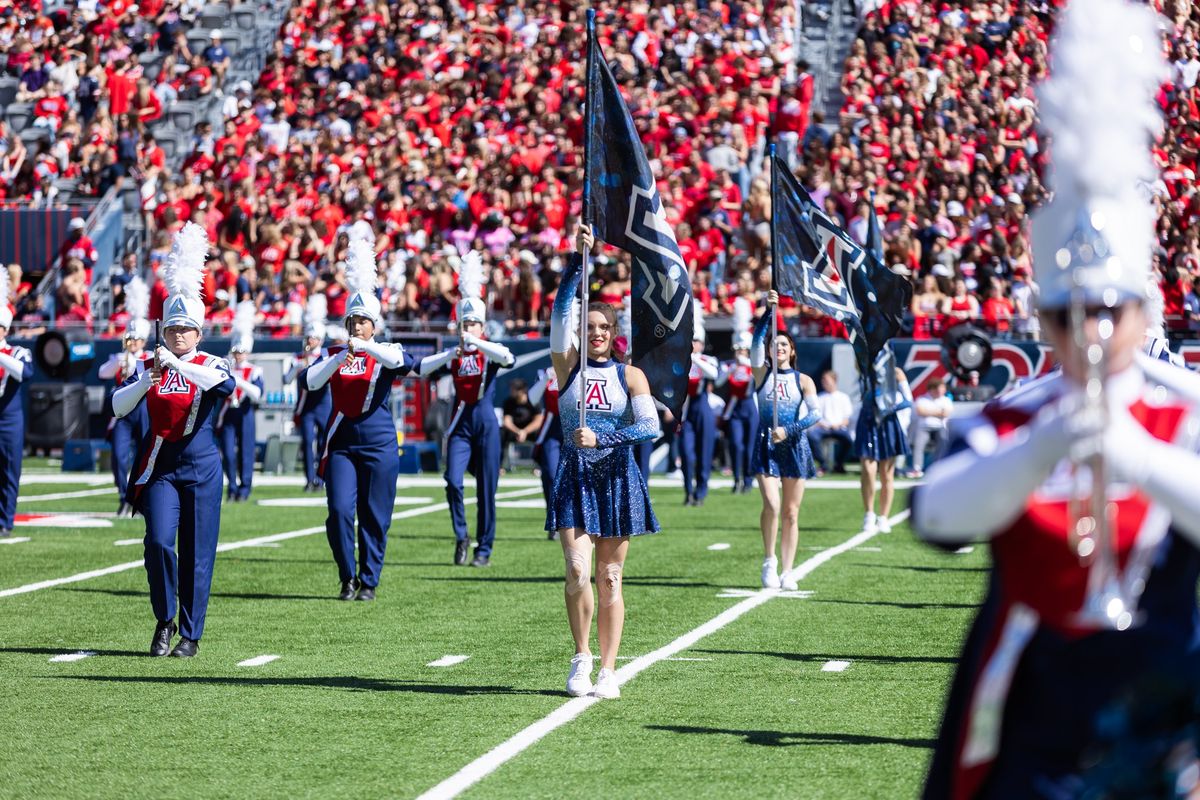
[{"xmin": 585, "ymin": 29, "xmax": 693, "ymax": 418}]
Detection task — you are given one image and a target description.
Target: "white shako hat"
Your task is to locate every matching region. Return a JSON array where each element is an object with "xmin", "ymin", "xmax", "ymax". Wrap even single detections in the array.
[
  {"xmin": 1030, "ymin": 0, "xmax": 1165, "ymax": 312},
  {"xmin": 343, "ymin": 226, "xmax": 381, "ymax": 324},
  {"xmin": 303, "ymin": 292, "xmax": 328, "ymax": 341},
  {"xmin": 123, "ymin": 276, "xmax": 151, "ymax": 341},
  {"xmin": 230, "ymin": 300, "xmax": 256, "ymax": 353},
  {"xmin": 162, "ymin": 222, "xmax": 209, "ymax": 330},
  {"xmin": 456, "ymin": 250, "xmax": 487, "ymax": 324},
  {"xmin": 732, "ymin": 296, "xmax": 753, "ymax": 350}
]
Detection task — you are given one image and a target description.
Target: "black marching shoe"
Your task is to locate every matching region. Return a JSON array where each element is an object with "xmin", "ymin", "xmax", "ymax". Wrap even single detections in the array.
[
  {"xmin": 684, "ymin": 494, "xmax": 694, "ymax": 507},
  {"xmin": 169, "ymin": 638, "xmax": 198, "ymax": 658},
  {"xmin": 470, "ymin": 555, "xmax": 491, "ymax": 568},
  {"xmin": 355, "ymin": 585, "xmax": 375, "ymax": 601},
  {"xmin": 454, "ymin": 539, "xmax": 469, "ymax": 566},
  {"xmin": 338, "ymin": 578, "xmax": 359, "ymax": 601},
  {"xmin": 547, "ymin": 530, "xmax": 560, "ymax": 542},
  {"xmin": 150, "ymin": 620, "xmax": 177, "ymax": 657},
  {"xmin": 0, "ymin": 527, "xmax": 11, "ymax": 538}
]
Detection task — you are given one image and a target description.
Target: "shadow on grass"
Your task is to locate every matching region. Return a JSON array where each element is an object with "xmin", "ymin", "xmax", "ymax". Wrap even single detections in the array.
[
  {"xmin": 646, "ymin": 724, "xmax": 934, "ymax": 749},
  {"xmin": 47, "ymin": 674, "xmax": 563, "ymax": 697},
  {"xmin": 0, "ymin": 646, "xmax": 146, "ymax": 658},
  {"xmin": 810, "ymin": 597, "xmax": 980, "ymax": 610},
  {"xmin": 693, "ymin": 648, "xmax": 958, "ymax": 665},
  {"xmin": 61, "ymin": 587, "xmax": 342, "ymax": 602},
  {"xmin": 848, "ymin": 562, "xmax": 988, "ymax": 574},
  {"xmin": 420, "ymin": 575, "xmax": 722, "ymax": 589}
]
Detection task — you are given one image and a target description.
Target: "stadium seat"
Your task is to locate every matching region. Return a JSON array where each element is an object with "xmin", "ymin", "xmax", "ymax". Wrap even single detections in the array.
[
  {"xmin": 170, "ymin": 102, "xmax": 201, "ymax": 130},
  {"xmin": 231, "ymin": 5, "xmax": 256, "ymax": 31},
  {"xmin": 199, "ymin": 4, "xmax": 230, "ymax": 29},
  {"xmin": 19, "ymin": 127, "xmax": 48, "ymax": 147},
  {"xmin": 0, "ymin": 77, "xmax": 18, "ymax": 110},
  {"xmin": 5, "ymin": 103, "xmax": 33, "ymax": 132}
]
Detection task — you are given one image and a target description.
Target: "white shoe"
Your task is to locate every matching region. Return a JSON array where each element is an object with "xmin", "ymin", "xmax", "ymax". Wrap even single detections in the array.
[
  {"xmin": 761, "ymin": 557, "xmax": 781, "ymax": 589},
  {"xmin": 877, "ymin": 516, "xmax": 892, "ymax": 534},
  {"xmin": 780, "ymin": 570, "xmax": 798, "ymax": 591},
  {"xmin": 592, "ymin": 668, "xmax": 620, "ymax": 699},
  {"xmin": 863, "ymin": 512, "xmax": 877, "ymax": 534},
  {"xmin": 566, "ymin": 653, "xmax": 594, "ymax": 697}
]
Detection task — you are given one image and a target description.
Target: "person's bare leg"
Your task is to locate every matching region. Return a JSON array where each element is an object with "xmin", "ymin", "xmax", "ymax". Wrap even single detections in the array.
[
  {"xmin": 560, "ymin": 528, "xmax": 595, "ymax": 654},
  {"xmin": 779, "ymin": 478, "xmax": 805, "ymax": 575},
  {"xmin": 594, "ymin": 536, "xmax": 630, "ymax": 671},
  {"xmin": 758, "ymin": 474, "xmax": 781, "ymax": 559},
  {"xmin": 879, "ymin": 458, "xmax": 896, "ymax": 518}
]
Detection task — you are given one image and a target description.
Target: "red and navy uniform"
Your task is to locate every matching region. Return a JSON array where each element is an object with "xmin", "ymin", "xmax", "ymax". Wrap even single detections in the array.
[
  {"xmin": 301, "ymin": 344, "xmax": 415, "ymax": 590},
  {"xmin": 120, "ymin": 352, "xmax": 234, "ymax": 643},
  {"xmin": 720, "ymin": 361, "xmax": 759, "ymax": 491},
  {"xmin": 440, "ymin": 346, "xmax": 504, "ymax": 560},
  {"xmin": 217, "ymin": 362, "xmax": 263, "ymax": 501},
  {"xmin": 0, "ymin": 343, "xmax": 33, "ymax": 530},
  {"xmin": 919, "ymin": 373, "xmax": 1200, "ymax": 799},
  {"xmin": 99, "ymin": 351, "xmax": 151, "ymax": 500},
  {"xmin": 533, "ymin": 370, "xmax": 562, "ymax": 508},
  {"xmin": 291, "ymin": 348, "xmax": 331, "ymax": 488},
  {"xmin": 680, "ymin": 356, "xmax": 718, "ymax": 502}
]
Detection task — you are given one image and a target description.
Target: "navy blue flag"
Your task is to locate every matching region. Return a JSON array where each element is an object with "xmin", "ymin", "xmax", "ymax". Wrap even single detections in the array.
[
  {"xmin": 585, "ymin": 29, "xmax": 693, "ymax": 418},
  {"xmin": 853, "ymin": 201, "xmax": 912, "ymax": 364},
  {"xmin": 865, "ymin": 194, "xmax": 885, "ymax": 265}
]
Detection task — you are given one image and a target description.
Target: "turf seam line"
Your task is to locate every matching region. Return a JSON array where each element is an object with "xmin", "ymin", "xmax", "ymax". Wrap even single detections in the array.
[
  {"xmin": 18, "ymin": 487, "xmax": 118, "ymax": 503},
  {"xmin": 0, "ymin": 488, "xmax": 543, "ymax": 599},
  {"xmin": 414, "ymin": 509, "xmax": 911, "ymax": 800}
]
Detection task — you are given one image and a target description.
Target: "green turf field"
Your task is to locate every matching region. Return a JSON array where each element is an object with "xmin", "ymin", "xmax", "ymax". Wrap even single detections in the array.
[{"xmin": 0, "ymin": 470, "xmax": 984, "ymax": 799}]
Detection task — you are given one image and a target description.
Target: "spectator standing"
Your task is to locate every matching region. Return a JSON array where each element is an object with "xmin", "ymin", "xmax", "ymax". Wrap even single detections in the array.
[
  {"xmin": 808, "ymin": 370, "xmax": 855, "ymax": 475},
  {"xmin": 908, "ymin": 378, "xmax": 952, "ymax": 478}
]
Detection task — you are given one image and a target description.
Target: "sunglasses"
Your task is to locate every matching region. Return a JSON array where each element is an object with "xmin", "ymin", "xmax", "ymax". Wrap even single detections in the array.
[{"xmin": 1046, "ymin": 303, "xmax": 1127, "ymax": 330}]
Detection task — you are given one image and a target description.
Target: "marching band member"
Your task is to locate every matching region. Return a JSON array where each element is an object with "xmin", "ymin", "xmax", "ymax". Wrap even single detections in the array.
[
  {"xmin": 751, "ymin": 291, "xmax": 821, "ymax": 590},
  {"xmin": 548, "ymin": 226, "xmax": 661, "ymax": 700},
  {"xmin": 217, "ymin": 301, "xmax": 263, "ymax": 503},
  {"xmin": 529, "ymin": 367, "xmax": 562, "ymax": 541},
  {"xmin": 111, "ymin": 223, "xmax": 234, "ymax": 657},
  {"xmin": 303, "ymin": 232, "xmax": 415, "ymax": 601},
  {"xmin": 417, "ymin": 252, "xmax": 514, "ymax": 568},
  {"xmin": 0, "ymin": 267, "xmax": 31, "ymax": 538},
  {"xmin": 716, "ymin": 297, "xmax": 758, "ymax": 494},
  {"xmin": 98, "ymin": 276, "xmax": 150, "ymax": 517},
  {"xmin": 285, "ymin": 294, "xmax": 331, "ymax": 492},
  {"xmin": 855, "ymin": 347, "xmax": 913, "ymax": 535},
  {"xmin": 679, "ymin": 304, "xmax": 719, "ymax": 506},
  {"xmin": 914, "ymin": 3, "xmax": 1200, "ymax": 794}
]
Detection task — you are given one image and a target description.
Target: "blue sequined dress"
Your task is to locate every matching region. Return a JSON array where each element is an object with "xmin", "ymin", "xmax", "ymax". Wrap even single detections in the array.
[{"xmin": 751, "ymin": 369, "xmax": 818, "ymax": 479}]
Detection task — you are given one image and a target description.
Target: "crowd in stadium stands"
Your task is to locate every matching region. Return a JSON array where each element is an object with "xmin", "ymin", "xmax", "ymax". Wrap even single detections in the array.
[{"xmin": 2, "ymin": 0, "xmax": 1199, "ymax": 341}]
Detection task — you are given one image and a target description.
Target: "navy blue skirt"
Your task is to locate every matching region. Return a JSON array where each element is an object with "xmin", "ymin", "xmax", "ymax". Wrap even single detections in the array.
[
  {"xmin": 854, "ymin": 406, "xmax": 911, "ymax": 461},
  {"xmin": 750, "ymin": 427, "xmax": 817, "ymax": 479},
  {"xmin": 546, "ymin": 447, "xmax": 660, "ymax": 538}
]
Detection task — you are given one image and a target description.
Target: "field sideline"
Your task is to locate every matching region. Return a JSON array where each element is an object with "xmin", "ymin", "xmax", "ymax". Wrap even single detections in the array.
[{"xmin": 0, "ymin": 469, "xmax": 983, "ymax": 799}]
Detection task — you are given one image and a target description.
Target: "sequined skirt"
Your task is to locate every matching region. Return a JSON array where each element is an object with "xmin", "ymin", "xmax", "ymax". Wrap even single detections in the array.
[
  {"xmin": 546, "ymin": 447, "xmax": 660, "ymax": 538},
  {"xmin": 751, "ymin": 427, "xmax": 817, "ymax": 479},
  {"xmin": 854, "ymin": 408, "xmax": 911, "ymax": 461}
]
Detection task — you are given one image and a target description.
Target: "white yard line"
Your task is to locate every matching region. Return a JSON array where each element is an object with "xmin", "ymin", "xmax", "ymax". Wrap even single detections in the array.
[
  {"xmin": 416, "ymin": 509, "xmax": 911, "ymax": 800},
  {"xmin": 237, "ymin": 655, "xmax": 280, "ymax": 667},
  {"xmin": 822, "ymin": 660, "xmax": 852, "ymax": 672},
  {"xmin": 427, "ymin": 655, "xmax": 470, "ymax": 668},
  {"xmin": 706, "ymin": 543, "xmax": 731, "ymax": 551},
  {"xmin": 0, "ymin": 537, "xmax": 32, "ymax": 545},
  {"xmin": 113, "ymin": 539, "xmax": 143, "ymax": 547},
  {"xmin": 18, "ymin": 487, "xmax": 117, "ymax": 503},
  {"xmin": 48, "ymin": 651, "xmax": 96, "ymax": 663},
  {"xmin": 0, "ymin": 488, "xmax": 543, "ymax": 599}
]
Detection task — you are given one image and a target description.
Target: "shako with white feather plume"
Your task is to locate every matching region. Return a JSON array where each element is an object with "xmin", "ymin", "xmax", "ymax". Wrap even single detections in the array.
[
  {"xmin": 162, "ymin": 222, "xmax": 209, "ymax": 330},
  {"xmin": 0, "ymin": 263, "xmax": 11, "ymax": 331},
  {"xmin": 123, "ymin": 276, "xmax": 151, "ymax": 341},
  {"xmin": 732, "ymin": 297, "xmax": 753, "ymax": 351},
  {"xmin": 343, "ymin": 228, "xmax": 381, "ymax": 324},
  {"xmin": 456, "ymin": 250, "xmax": 487, "ymax": 324},
  {"xmin": 1030, "ymin": 0, "xmax": 1166, "ymax": 310},
  {"xmin": 230, "ymin": 301, "xmax": 257, "ymax": 354},
  {"xmin": 692, "ymin": 299, "xmax": 706, "ymax": 345},
  {"xmin": 303, "ymin": 292, "xmax": 328, "ymax": 342}
]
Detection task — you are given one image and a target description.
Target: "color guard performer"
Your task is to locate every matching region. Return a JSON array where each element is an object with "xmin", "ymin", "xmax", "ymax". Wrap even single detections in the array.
[
  {"xmin": 679, "ymin": 305, "xmax": 719, "ymax": 506},
  {"xmin": 112, "ymin": 223, "xmax": 234, "ymax": 657},
  {"xmin": 0, "ymin": 267, "xmax": 31, "ymax": 538},
  {"xmin": 548, "ymin": 226, "xmax": 661, "ymax": 700},
  {"xmin": 751, "ymin": 292, "xmax": 821, "ymax": 590},
  {"xmin": 914, "ymin": 3, "xmax": 1200, "ymax": 794},
  {"xmin": 98, "ymin": 276, "xmax": 150, "ymax": 517},
  {"xmin": 303, "ymin": 232, "xmax": 415, "ymax": 601},
  {"xmin": 416, "ymin": 252, "xmax": 514, "ymax": 567},
  {"xmin": 217, "ymin": 301, "xmax": 263, "ymax": 503}
]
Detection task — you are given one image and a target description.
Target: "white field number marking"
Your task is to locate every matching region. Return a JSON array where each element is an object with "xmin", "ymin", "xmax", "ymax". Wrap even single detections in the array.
[
  {"xmin": 822, "ymin": 661, "xmax": 851, "ymax": 672},
  {"xmin": 238, "ymin": 655, "xmax": 280, "ymax": 667},
  {"xmin": 427, "ymin": 655, "xmax": 470, "ymax": 668},
  {"xmin": 49, "ymin": 652, "xmax": 96, "ymax": 663},
  {"xmin": 706, "ymin": 543, "xmax": 731, "ymax": 551},
  {"xmin": 0, "ymin": 537, "xmax": 31, "ymax": 545}
]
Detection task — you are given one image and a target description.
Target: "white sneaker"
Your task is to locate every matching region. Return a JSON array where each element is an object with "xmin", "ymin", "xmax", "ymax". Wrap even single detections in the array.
[
  {"xmin": 592, "ymin": 668, "xmax": 620, "ymax": 699},
  {"xmin": 566, "ymin": 653, "xmax": 594, "ymax": 697},
  {"xmin": 780, "ymin": 570, "xmax": 798, "ymax": 591},
  {"xmin": 761, "ymin": 557, "xmax": 781, "ymax": 589},
  {"xmin": 877, "ymin": 516, "xmax": 892, "ymax": 534},
  {"xmin": 863, "ymin": 512, "xmax": 877, "ymax": 534}
]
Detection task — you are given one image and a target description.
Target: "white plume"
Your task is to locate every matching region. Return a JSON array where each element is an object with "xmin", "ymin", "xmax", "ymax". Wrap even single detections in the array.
[
  {"xmin": 619, "ymin": 293, "xmax": 632, "ymax": 345},
  {"xmin": 345, "ymin": 237, "xmax": 378, "ymax": 298},
  {"xmin": 304, "ymin": 292, "xmax": 328, "ymax": 331},
  {"xmin": 163, "ymin": 222, "xmax": 208, "ymax": 300},
  {"xmin": 692, "ymin": 298, "xmax": 706, "ymax": 341},
  {"xmin": 0, "ymin": 264, "xmax": 9, "ymax": 310},
  {"xmin": 125, "ymin": 276, "xmax": 150, "ymax": 322},
  {"xmin": 457, "ymin": 250, "xmax": 486, "ymax": 301},
  {"xmin": 1145, "ymin": 278, "xmax": 1166, "ymax": 339},
  {"xmin": 732, "ymin": 296, "xmax": 752, "ymax": 339},
  {"xmin": 232, "ymin": 300, "xmax": 256, "ymax": 341},
  {"xmin": 1031, "ymin": 0, "xmax": 1165, "ymax": 296}
]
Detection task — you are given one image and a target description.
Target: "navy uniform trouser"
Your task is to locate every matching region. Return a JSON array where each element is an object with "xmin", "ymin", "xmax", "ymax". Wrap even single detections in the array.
[
  {"xmin": 444, "ymin": 409, "xmax": 501, "ymax": 559},
  {"xmin": 298, "ymin": 409, "xmax": 327, "ymax": 487},
  {"xmin": 679, "ymin": 399, "xmax": 716, "ymax": 500},
  {"xmin": 141, "ymin": 451, "xmax": 223, "ymax": 640},
  {"xmin": 0, "ymin": 412, "xmax": 21, "ymax": 529},
  {"xmin": 111, "ymin": 416, "xmax": 138, "ymax": 499},
  {"xmin": 325, "ymin": 437, "xmax": 400, "ymax": 588},
  {"xmin": 634, "ymin": 439, "xmax": 653, "ymax": 482},
  {"xmin": 219, "ymin": 410, "xmax": 255, "ymax": 500},
  {"xmin": 726, "ymin": 403, "xmax": 758, "ymax": 487},
  {"xmin": 535, "ymin": 435, "xmax": 561, "ymax": 509}
]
